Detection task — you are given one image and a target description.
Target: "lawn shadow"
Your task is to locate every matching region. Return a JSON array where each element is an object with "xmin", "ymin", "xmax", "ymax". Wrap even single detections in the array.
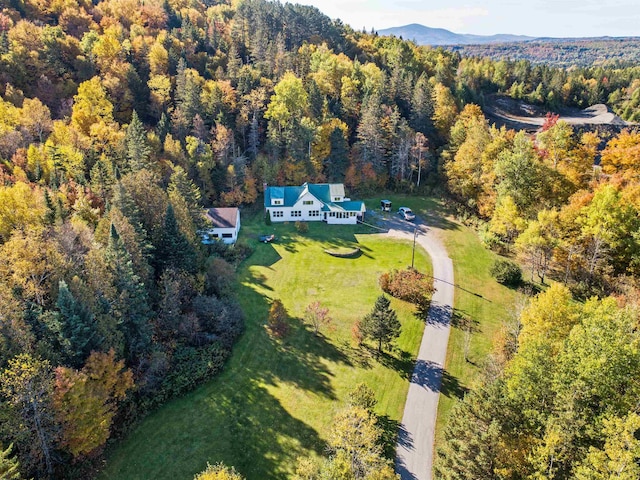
[
  {"xmin": 197, "ymin": 379, "xmax": 326, "ymax": 479},
  {"xmin": 362, "ymin": 346, "xmax": 414, "ymax": 380},
  {"xmin": 275, "ymin": 234, "xmax": 298, "ymax": 253},
  {"xmin": 340, "ymin": 340, "xmax": 373, "ymax": 368},
  {"xmin": 416, "ymin": 198, "xmax": 459, "ymax": 232},
  {"xmin": 450, "ymin": 309, "xmax": 481, "ymax": 334},
  {"xmin": 410, "ymin": 360, "xmax": 468, "ymax": 400}
]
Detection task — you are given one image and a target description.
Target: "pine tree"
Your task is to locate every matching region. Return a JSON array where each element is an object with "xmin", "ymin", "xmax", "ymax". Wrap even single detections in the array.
[
  {"xmin": 157, "ymin": 203, "xmax": 196, "ymax": 274},
  {"xmin": 324, "ymin": 127, "xmax": 349, "ymax": 182},
  {"xmin": 125, "ymin": 110, "xmax": 151, "ymax": 172},
  {"xmin": 410, "ymin": 73, "xmax": 435, "ymax": 137},
  {"xmin": 0, "ymin": 443, "xmax": 22, "ymax": 480},
  {"xmin": 357, "ymin": 95, "xmax": 385, "ymax": 172},
  {"xmin": 43, "ymin": 189, "xmax": 56, "ymax": 226},
  {"xmin": 105, "ymin": 224, "xmax": 152, "ymax": 362},
  {"xmin": 57, "ymin": 280, "xmax": 101, "ymax": 367},
  {"xmin": 360, "ymin": 295, "xmax": 400, "ymax": 352}
]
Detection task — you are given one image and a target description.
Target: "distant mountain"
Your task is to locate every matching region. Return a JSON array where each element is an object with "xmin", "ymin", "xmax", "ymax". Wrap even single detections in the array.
[{"xmin": 377, "ymin": 23, "xmax": 535, "ymax": 46}]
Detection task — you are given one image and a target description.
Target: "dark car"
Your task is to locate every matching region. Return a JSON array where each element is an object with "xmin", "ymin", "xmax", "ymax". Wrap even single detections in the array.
[{"xmin": 259, "ymin": 234, "xmax": 275, "ymax": 243}]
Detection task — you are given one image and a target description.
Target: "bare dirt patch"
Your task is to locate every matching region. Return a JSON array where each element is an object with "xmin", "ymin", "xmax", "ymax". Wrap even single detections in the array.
[{"xmin": 483, "ymin": 94, "xmax": 629, "ymax": 132}]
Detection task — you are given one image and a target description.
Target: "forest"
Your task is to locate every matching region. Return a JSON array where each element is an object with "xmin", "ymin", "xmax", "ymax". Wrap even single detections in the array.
[
  {"xmin": 448, "ymin": 37, "xmax": 640, "ymax": 68},
  {"xmin": 0, "ymin": 0, "xmax": 640, "ymax": 478}
]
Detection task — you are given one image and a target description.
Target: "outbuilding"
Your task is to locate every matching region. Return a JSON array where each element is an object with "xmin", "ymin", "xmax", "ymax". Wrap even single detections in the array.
[{"xmin": 201, "ymin": 207, "xmax": 241, "ymax": 244}]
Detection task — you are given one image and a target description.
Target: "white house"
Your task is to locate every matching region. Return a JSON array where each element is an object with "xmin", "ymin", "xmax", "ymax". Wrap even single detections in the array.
[
  {"xmin": 264, "ymin": 183, "xmax": 366, "ymax": 225},
  {"xmin": 201, "ymin": 207, "xmax": 241, "ymax": 244}
]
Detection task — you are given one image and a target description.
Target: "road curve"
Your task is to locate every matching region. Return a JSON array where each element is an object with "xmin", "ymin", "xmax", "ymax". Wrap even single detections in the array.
[{"xmin": 390, "ymin": 219, "xmax": 454, "ymax": 480}]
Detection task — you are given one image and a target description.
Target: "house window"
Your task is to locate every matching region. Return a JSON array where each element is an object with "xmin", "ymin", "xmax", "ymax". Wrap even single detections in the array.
[
  {"xmin": 272, "ymin": 211, "xmax": 283, "ymax": 218},
  {"xmin": 303, "ymin": 200, "xmax": 313, "ymax": 205},
  {"xmin": 329, "ymin": 212, "xmax": 335, "ymax": 217},
  {"xmin": 309, "ymin": 210, "xmax": 320, "ymax": 217},
  {"xmin": 350, "ymin": 212, "xmax": 356, "ymax": 217},
  {"xmin": 291, "ymin": 210, "xmax": 301, "ymax": 217},
  {"xmin": 334, "ymin": 197, "xmax": 341, "ymax": 201},
  {"xmin": 222, "ymin": 233, "xmax": 233, "ymax": 238},
  {"xmin": 211, "ymin": 233, "xmax": 219, "ymax": 238},
  {"xmin": 273, "ymin": 199, "xmax": 282, "ymax": 205}
]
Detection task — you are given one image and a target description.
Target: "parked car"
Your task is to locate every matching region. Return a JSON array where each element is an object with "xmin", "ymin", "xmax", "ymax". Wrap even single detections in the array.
[
  {"xmin": 398, "ymin": 207, "xmax": 415, "ymax": 221},
  {"xmin": 259, "ymin": 234, "xmax": 275, "ymax": 243},
  {"xmin": 380, "ymin": 199, "xmax": 392, "ymax": 212}
]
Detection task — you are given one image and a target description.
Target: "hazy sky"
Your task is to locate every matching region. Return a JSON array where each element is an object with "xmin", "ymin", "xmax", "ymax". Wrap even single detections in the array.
[{"xmin": 291, "ymin": 0, "xmax": 640, "ymax": 38}]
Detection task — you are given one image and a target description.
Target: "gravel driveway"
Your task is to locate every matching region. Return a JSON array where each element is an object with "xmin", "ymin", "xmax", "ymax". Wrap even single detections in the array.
[{"xmin": 379, "ymin": 216, "xmax": 454, "ymax": 480}]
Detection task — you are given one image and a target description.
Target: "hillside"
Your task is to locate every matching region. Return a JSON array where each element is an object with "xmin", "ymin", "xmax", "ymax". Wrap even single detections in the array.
[
  {"xmin": 447, "ymin": 37, "xmax": 640, "ymax": 66},
  {"xmin": 377, "ymin": 23, "xmax": 534, "ymax": 46}
]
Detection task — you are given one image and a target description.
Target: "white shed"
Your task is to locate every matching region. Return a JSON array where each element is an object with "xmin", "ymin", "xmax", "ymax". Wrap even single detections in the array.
[{"xmin": 201, "ymin": 207, "xmax": 241, "ymax": 244}]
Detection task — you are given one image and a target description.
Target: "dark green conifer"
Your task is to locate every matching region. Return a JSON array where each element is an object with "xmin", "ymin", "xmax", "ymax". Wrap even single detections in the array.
[
  {"xmin": 125, "ymin": 110, "xmax": 151, "ymax": 172},
  {"xmin": 157, "ymin": 203, "xmax": 196, "ymax": 274},
  {"xmin": 57, "ymin": 279, "xmax": 101, "ymax": 367}
]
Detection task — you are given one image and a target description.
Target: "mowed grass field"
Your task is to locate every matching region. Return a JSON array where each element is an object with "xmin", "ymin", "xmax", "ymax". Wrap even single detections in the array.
[
  {"xmin": 366, "ymin": 195, "xmax": 520, "ymax": 445},
  {"xmin": 101, "ymin": 207, "xmax": 432, "ymax": 480}
]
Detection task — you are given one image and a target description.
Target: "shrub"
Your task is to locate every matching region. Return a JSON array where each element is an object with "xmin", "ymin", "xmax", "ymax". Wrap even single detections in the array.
[
  {"xmin": 267, "ymin": 299, "xmax": 289, "ymax": 338},
  {"xmin": 295, "ymin": 221, "xmax": 308, "ymax": 233},
  {"xmin": 351, "ymin": 320, "xmax": 364, "ymax": 346},
  {"xmin": 490, "ymin": 259, "xmax": 522, "ymax": 286},
  {"xmin": 204, "ymin": 257, "xmax": 235, "ymax": 297},
  {"xmin": 208, "ymin": 241, "xmax": 254, "ymax": 265},
  {"xmin": 348, "ymin": 383, "xmax": 377, "ymax": 411},
  {"xmin": 379, "ymin": 268, "xmax": 435, "ymax": 308}
]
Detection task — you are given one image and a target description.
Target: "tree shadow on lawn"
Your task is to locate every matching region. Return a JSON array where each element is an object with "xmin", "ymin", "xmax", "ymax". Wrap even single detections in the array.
[
  {"xmin": 361, "ymin": 345, "xmax": 415, "ymax": 380},
  {"xmin": 193, "ymin": 379, "xmax": 325, "ymax": 480},
  {"xmin": 450, "ymin": 308, "xmax": 481, "ymax": 334},
  {"xmin": 249, "ymin": 242, "xmax": 283, "ymax": 268},
  {"xmin": 416, "ymin": 199, "xmax": 459, "ymax": 232},
  {"xmin": 167, "ymin": 266, "xmax": 358, "ymax": 479}
]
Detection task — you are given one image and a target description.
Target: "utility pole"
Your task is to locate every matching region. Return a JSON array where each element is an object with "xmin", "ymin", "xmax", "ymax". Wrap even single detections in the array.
[{"xmin": 411, "ymin": 227, "xmax": 418, "ymax": 269}]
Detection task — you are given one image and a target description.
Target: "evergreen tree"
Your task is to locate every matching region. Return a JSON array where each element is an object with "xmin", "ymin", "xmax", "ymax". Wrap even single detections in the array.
[
  {"xmin": 324, "ymin": 126, "xmax": 349, "ymax": 182},
  {"xmin": 357, "ymin": 94, "xmax": 385, "ymax": 172},
  {"xmin": 125, "ymin": 110, "xmax": 151, "ymax": 172},
  {"xmin": 57, "ymin": 280, "xmax": 101, "ymax": 367},
  {"xmin": 360, "ymin": 295, "xmax": 400, "ymax": 352},
  {"xmin": 156, "ymin": 111, "xmax": 171, "ymax": 144},
  {"xmin": 157, "ymin": 203, "xmax": 196, "ymax": 274},
  {"xmin": 410, "ymin": 73, "xmax": 435, "ymax": 137},
  {"xmin": 0, "ymin": 443, "xmax": 22, "ymax": 480},
  {"xmin": 105, "ymin": 224, "xmax": 152, "ymax": 363},
  {"xmin": 168, "ymin": 166, "xmax": 203, "ymax": 230},
  {"xmin": 43, "ymin": 189, "xmax": 56, "ymax": 226}
]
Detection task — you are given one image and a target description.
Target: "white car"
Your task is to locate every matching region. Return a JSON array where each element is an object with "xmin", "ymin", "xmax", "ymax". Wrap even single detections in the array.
[{"xmin": 398, "ymin": 207, "xmax": 415, "ymax": 221}]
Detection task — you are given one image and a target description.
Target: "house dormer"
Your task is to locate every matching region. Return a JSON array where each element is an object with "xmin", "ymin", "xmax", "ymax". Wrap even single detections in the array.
[
  {"xmin": 329, "ymin": 184, "xmax": 345, "ymax": 202},
  {"xmin": 270, "ymin": 186, "xmax": 284, "ymax": 206}
]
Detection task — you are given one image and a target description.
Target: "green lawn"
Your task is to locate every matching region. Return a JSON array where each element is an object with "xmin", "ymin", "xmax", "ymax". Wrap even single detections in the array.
[{"xmin": 101, "ymin": 208, "xmax": 432, "ymax": 480}]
